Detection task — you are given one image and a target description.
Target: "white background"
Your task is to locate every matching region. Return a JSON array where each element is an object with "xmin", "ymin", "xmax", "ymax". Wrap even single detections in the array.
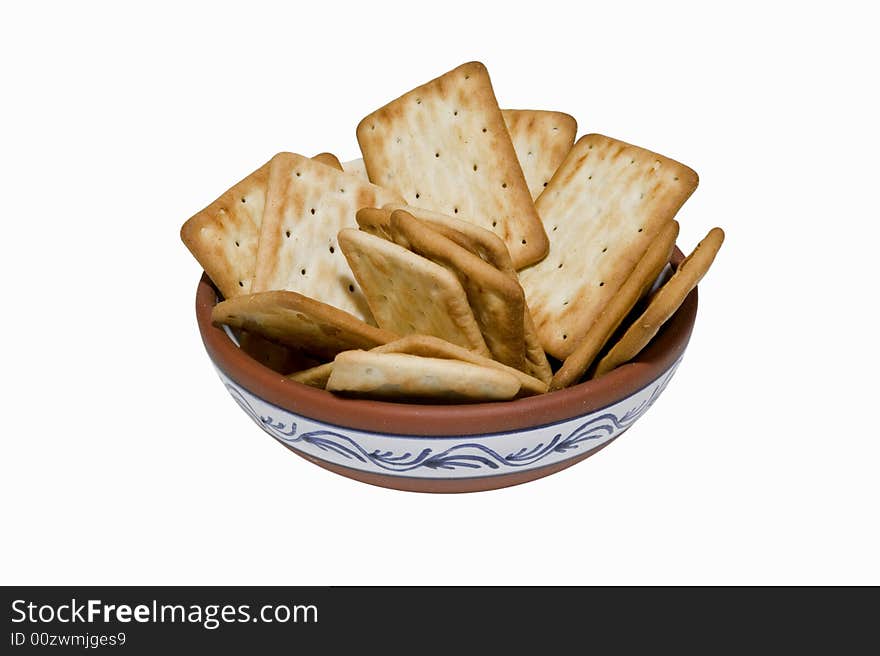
[{"xmin": 2, "ymin": 1, "xmax": 878, "ymax": 585}]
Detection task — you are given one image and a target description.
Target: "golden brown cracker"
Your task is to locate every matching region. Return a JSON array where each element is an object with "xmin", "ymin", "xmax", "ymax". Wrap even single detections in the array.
[
  {"xmin": 251, "ymin": 152, "xmax": 403, "ymax": 321},
  {"xmin": 326, "ymin": 351, "xmax": 521, "ymax": 402},
  {"xmin": 356, "ymin": 61, "xmax": 548, "ymax": 268},
  {"xmin": 359, "ymin": 202, "xmax": 552, "ymax": 383},
  {"xmin": 374, "ymin": 335, "xmax": 546, "ymax": 396},
  {"xmin": 212, "ymin": 289, "xmax": 397, "ymax": 361},
  {"xmin": 311, "ymin": 152, "xmax": 344, "ymax": 171},
  {"xmin": 502, "ymin": 109, "xmax": 577, "ymax": 200},
  {"xmin": 519, "ymin": 134, "xmax": 699, "ymax": 360},
  {"xmin": 389, "ymin": 210, "xmax": 527, "ymax": 371},
  {"xmin": 337, "ymin": 228, "xmax": 490, "ymax": 356},
  {"xmin": 180, "ymin": 160, "xmax": 271, "ymax": 299},
  {"xmin": 550, "ymin": 221, "xmax": 680, "ymax": 390},
  {"xmin": 595, "ymin": 227, "xmax": 724, "ymax": 377}
]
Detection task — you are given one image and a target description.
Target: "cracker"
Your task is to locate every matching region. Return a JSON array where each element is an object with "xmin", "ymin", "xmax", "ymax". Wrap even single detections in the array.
[
  {"xmin": 550, "ymin": 221, "xmax": 680, "ymax": 390},
  {"xmin": 337, "ymin": 228, "xmax": 490, "ymax": 356},
  {"xmin": 287, "ymin": 334, "xmax": 547, "ymax": 396},
  {"xmin": 389, "ymin": 210, "xmax": 527, "ymax": 371},
  {"xmin": 595, "ymin": 227, "xmax": 724, "ymax": 377},
  {"xmin": 502, "ymin": 109, "xmax": 577, "ymax": 200},
  {"xmin": 342, "ymin": 158, "xmax": 369, "ymax": 179},
  {"xmin": 212, "ymin": 290, "xmax": 397, "ymax": 361},
  {"xmin": 375, "ymin": 335, "xmax": 546, "ymax": 396},
  {"xmin": 357, "ymin": 203, "xmax": 552, "ymax": 383},
  {"xmin": 181, "ymin": 153, "xmax": 358, "ymax": 300},
  {"xmin": 356, "ymin": 61, "xmax": 548, "ymax": 269},
  {"xmin": 251, "ymin": 152, "xmax": 403, "ymax": 320},
  {"xmin": 311, "ymin": 152, "xmax": 344, "ymax": 171},
  {"xmin": 180, "ymin": 159, "xmax": 271, "ymax": 299},
  {"xmin": 288, "ymin": 361, "xmax": 335, "ymax": 388},
  {"xmin": 327, "ymin": 351, "xmax": 521, "ymax": 402},
  {"xmin": 354, "ymin": 206, "xmax": 395, "ymax": 241},
  {"xmin": 519, "ymin": 134, "xmax": 699, "ymax": 360}
]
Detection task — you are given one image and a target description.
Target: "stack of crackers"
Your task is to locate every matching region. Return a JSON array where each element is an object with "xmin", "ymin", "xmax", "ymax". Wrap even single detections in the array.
[{"xmin": 182, "ymin": 61, "xmax": 723, "ymax": 403}]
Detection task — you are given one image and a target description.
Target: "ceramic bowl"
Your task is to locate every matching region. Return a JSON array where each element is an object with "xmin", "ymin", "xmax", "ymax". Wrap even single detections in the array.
[{"xmin": 195, "ymin": 249, "xmax": 698, "ymax": 493}]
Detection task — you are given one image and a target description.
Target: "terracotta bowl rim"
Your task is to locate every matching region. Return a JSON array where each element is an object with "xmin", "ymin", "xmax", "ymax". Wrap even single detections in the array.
[{"xmin": 196, "ymin": 249, "xmax": 698, "ymax": 437}]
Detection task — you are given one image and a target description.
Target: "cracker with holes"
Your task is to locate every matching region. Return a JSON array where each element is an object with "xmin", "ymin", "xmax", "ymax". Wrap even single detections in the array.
[
  {"xmin": 337, "ymin": 228, "xmax": 490, "ymax": 355},
  {"xmin": 356, "ymin": 61, "xmax": 548, "ymax": 269},
  {"xmin": 327, "ymin": 351, "xmax": 521, "ymax": 402},
  {"xmin": 519, "ymin": 134, "xmax": 699, "ymax": 360},
  {"xmin": 252, "ymin": 152, "xmax": 403, "ymax": 321},
  {"xmin": 180, "ymin": 159, "xmax": 272, "ymax": 299},
  {"xmin": 502, "ymin": 109, "xmax": 577, "ymax": 200},
  {"xmin": 595, "ymin": 227, "xmax": 724, "ymax": 377},
  {"xmin": 358, "ymin": 203, "xmax": 553, "ymax": 383},
  {"xmin": 181, "ymin": 153, "xmax": 359, "ymax": 300},
  {"xmin": 212, "ymin": 290, "xmax": 397, "ymax": 361},
  {"xmin": 550, "ymin": 220, "xmax": 680, "ymax": 390},
  {"xmin": 388, "ymin": 209, "xmax": 527, "ymax": 372}
]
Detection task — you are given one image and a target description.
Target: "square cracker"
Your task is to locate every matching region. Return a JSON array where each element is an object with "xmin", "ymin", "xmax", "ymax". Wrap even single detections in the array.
[
  {"xmin": 374, "ymin": 335, "xmax": 545, "ymax": 396},
  {"xmin": 355, "ymin": 203, "xmax": 552, "ymax": 383},
  {"xmin": 519, "ymin": 134, "xmax": 699, "ymax": 360},
  {"xmin": 389, "ymin": 210, "xmax": 527, "ymax": 371},
  {"xmin": 288, "ymin": 334, "xmax": 547, "ymax": 396},
  {"xmin": 337, "ymin": 228, "xmax": 490, "ymax": 356},
  {"xmin": 595, "ymin": 227, "xmax": 724, "ymax": 377},
  {"xmin": 181, "ymin": 153, "xmax": 353, "ymax": 300},
  {"xmin": 211, "ymin": 289, "xmax": 397, "ymax": 361},
  {"xmin": 550, "ymin": 220, "xmax": 680, "ymax": 390},
  {"xmin": 502, "ymin": 109, "xmax": 577, "ymax": 200},
  {"xmin": 180, "ymin": 159, "xmax": 272, "ymax": 299},
  {"xmin": 356, "ymin": 61, "xmax": 548, "ymax": 269},
  {"xmin": 327, "ymin": 351, "xmax": 521, "ymax": 402},
  {"xmin": 251, "ymin": 152, "xmax": 403, "ymax": 321}
]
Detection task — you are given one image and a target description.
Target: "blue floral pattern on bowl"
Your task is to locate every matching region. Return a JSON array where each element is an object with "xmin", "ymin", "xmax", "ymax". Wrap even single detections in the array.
[{"xmin": 217, "ymin": 360, "xmax": 680, "ymax": 480}]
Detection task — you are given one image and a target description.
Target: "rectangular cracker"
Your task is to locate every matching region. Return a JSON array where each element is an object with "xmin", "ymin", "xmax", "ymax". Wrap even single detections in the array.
[
  {"xmin": 252, "ymin": 152, "xmax": 403, "ymax": 321},
  {"xmin": 212, "ymin": 289, "xmax": 397, "ymax": 361},
  {"xmin": 550, "ymin": 220, "xmax": 680, "ymax": 390},
  {"xmin": 356, "ymin": 61, "xmax": 548, "ymax": 269},
  {"xmin": 181, "ymin": 153, "xmax": 354, "ymax": 300},
  {"xmin": 337, "ymin": 228, "xmax": 490, "ymax": 356},
  {"xmin": 373, "ymin": 335, "xmax": 546, "ymax": 396},
  {"xmin": 502, "ymin": 109, "xmax": 577, "ymax": 200},
  {"xmin": 356, "ymin": 203, "xmax": 552, "ymax": 383},
  {"xmin": 519, "ymin": 134, "xmax": 699, "ymax": 360},
  {"xmin": 389, "ymin": 209, "xmax": 527, "ymax": 371},
  {"xmin": 327, "ymin": 351, "xmax": 521, "ymax": 402},
  {"xmin": 595, "ymin": 227, "xmax": 724, "ymax": 377},
  {"xmin": 180, "ymin": 159, "xmax": 272, "ymax": 299},
  {"xmin": 287, "ymin": 334, "xmax": 547, "ymax": 396}
]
